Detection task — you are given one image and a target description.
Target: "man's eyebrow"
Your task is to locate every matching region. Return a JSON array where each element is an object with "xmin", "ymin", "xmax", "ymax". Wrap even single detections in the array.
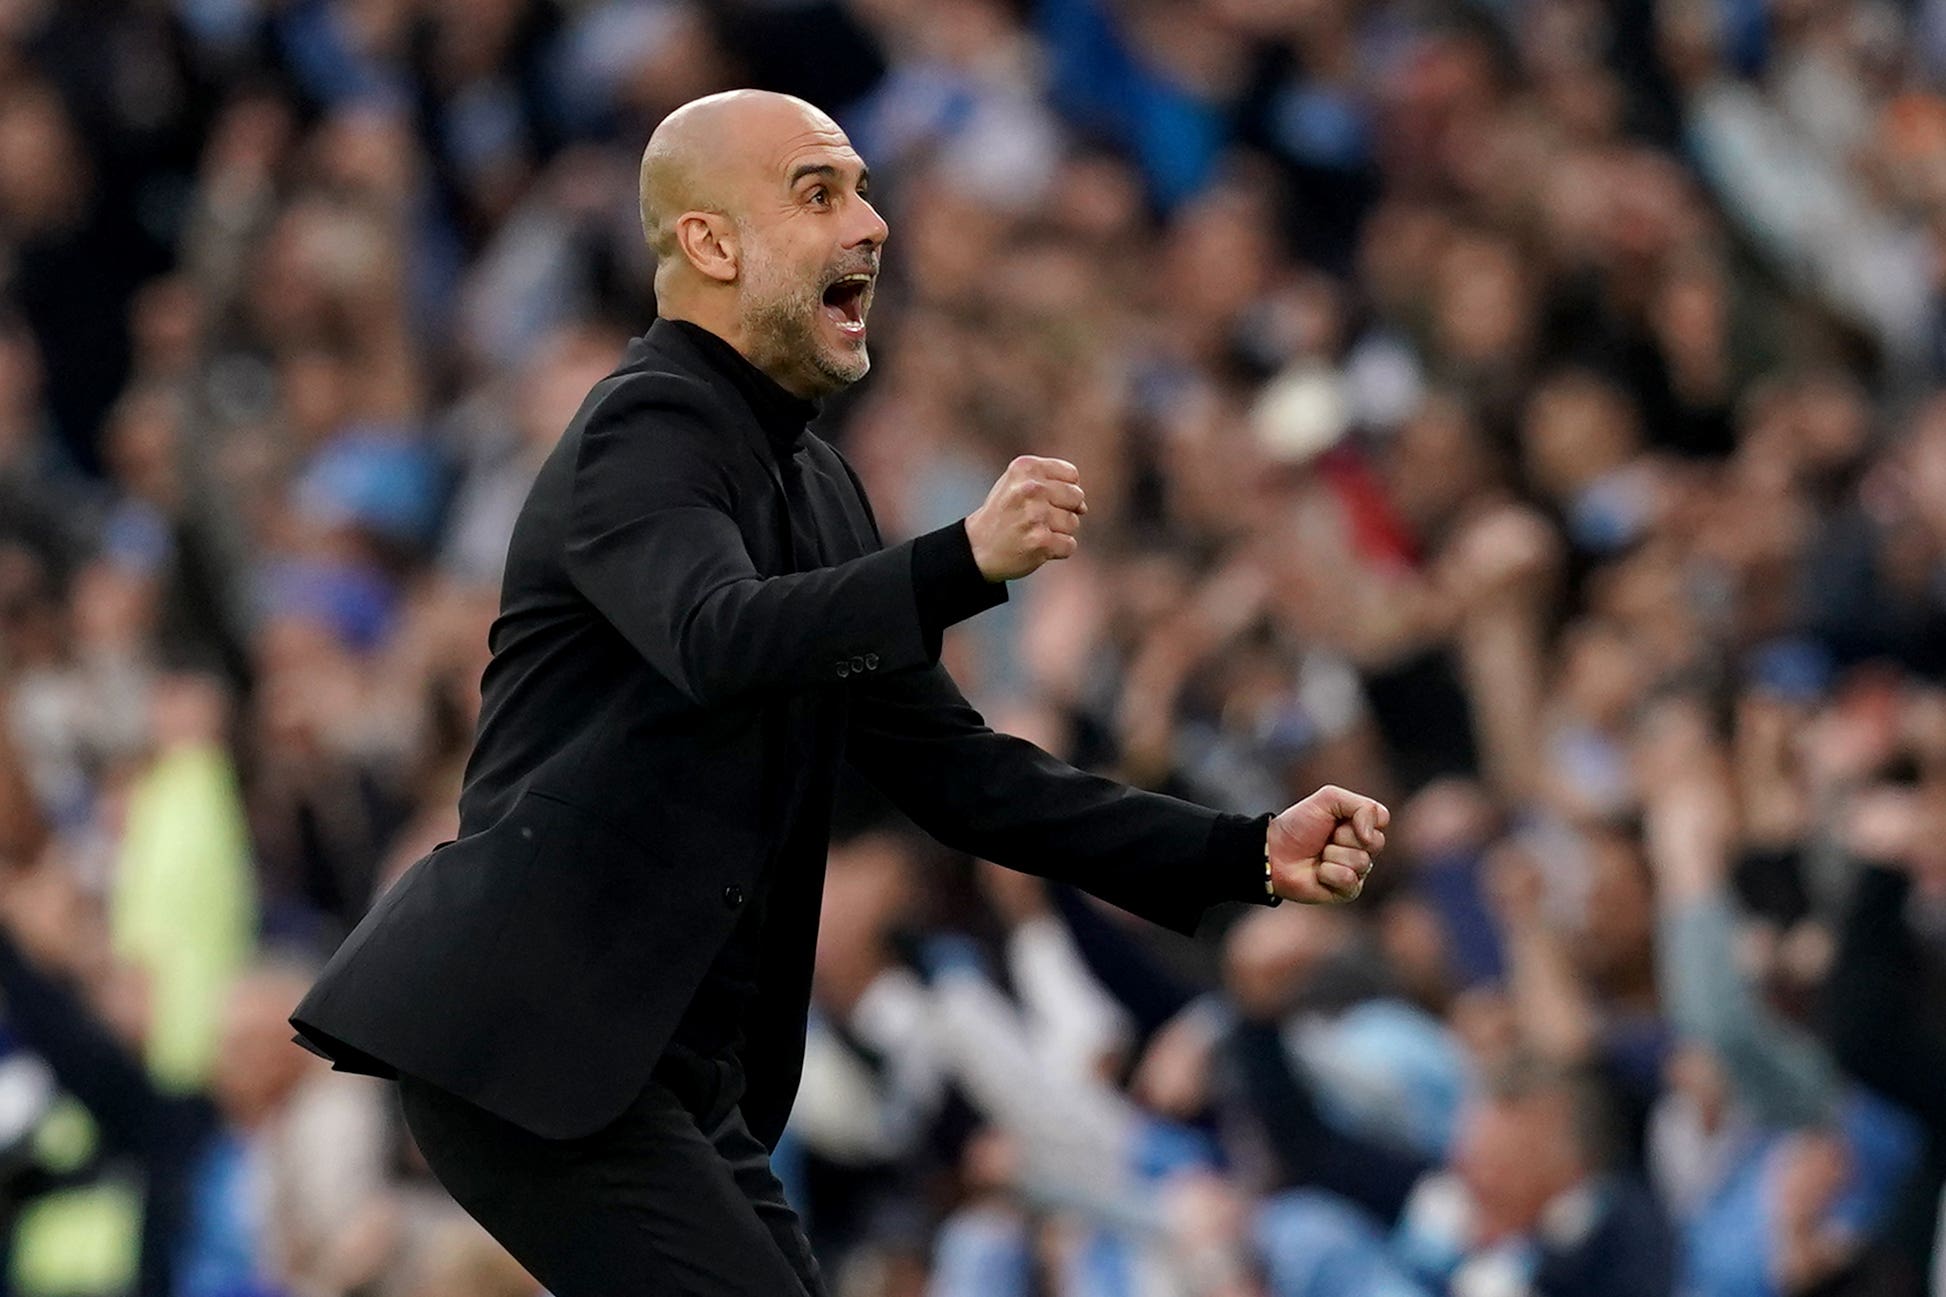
[{"xmin": 787, "ymin": 161, "xmax": 870, "ymax": 189}]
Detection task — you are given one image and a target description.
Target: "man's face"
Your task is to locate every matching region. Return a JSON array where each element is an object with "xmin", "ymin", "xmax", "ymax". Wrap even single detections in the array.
[
  {"xmin": 1452, "ymin": 1093, "xmax": 1583, "ymax": 1240},
  {"xmin": 213, "ymin": 973, "xmax": 311, "ymax": 1121},
  {"xmin": 734, "ymin": 124, "xmax": 887, "ymax": 396}
]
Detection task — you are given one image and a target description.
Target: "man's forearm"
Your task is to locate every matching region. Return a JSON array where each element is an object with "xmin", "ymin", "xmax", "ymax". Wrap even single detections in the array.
[
  {"xmin": 1657, "ymin": 895, "xmax": 1837, "ymax": 1128},
  {"xmin": 845, "ymin": 660, "xmax": 1277, "ymax": 934}
]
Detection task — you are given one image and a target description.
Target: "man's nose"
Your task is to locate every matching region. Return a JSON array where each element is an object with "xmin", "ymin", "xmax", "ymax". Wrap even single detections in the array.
[{"xmin": 847, "ymin": 196, "xmax": 889, "ymax": 249}]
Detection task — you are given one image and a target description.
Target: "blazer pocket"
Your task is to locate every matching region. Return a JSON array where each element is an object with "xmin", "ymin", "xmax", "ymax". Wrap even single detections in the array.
[
  {"xmin": 471, "ymin": 789, "xmax": 701, "ymax": 1020},
  {"xmin": 519, "ymin": 787, "xmax": 665, "ymax": 863}
]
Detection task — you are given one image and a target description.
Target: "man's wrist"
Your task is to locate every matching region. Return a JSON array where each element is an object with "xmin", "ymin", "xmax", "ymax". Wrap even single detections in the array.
[
  {"xmin": 961, "ymin": 514, "xmax": 997, "ymax": 583},
  {"xmin": 910, "ymin": 518, "xmax": 1009, "ymax": 659}
]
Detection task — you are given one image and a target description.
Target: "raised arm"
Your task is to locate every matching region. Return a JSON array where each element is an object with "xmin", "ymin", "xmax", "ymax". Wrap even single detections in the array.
[
  {"xmin": 1485, "ymin": 846, "xmax": 1602, "ymax": 1067},
  {"xmin": 1640, "ymin": 705, "xmax": 1838, "ymax": 1129},
  {"xmin": 562, "ymin": 372, "xmax": 1004, "ymax": 706}
]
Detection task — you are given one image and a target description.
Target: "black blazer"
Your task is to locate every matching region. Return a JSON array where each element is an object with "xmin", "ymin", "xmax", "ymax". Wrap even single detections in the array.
[{"xmin": 290, "ymin": 318, "xmax": 1274, "ymax": 1144}]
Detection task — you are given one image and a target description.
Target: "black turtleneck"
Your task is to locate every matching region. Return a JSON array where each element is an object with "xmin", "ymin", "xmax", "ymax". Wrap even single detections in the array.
[
  {"xmin": 662, "ymin": 317, "xmax": 1005, "ymax": 653},
  {"xmin": 665, "ymin": 319, "xmax": 817, "ymax": 459}
]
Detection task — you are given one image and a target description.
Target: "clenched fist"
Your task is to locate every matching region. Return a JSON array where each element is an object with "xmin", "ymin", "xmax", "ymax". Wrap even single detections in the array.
[
  {"xmin": 965, "ymin": 456, "xmax": 1088, "ymax": 582},
  {"xmin": 1268, "ymin": 785, "xmax": 1389, "ymax": 905}
]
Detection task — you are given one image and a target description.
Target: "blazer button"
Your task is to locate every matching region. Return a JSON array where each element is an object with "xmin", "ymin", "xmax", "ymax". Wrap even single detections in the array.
[
  {"xmin": 835, "ymin": 661, "xmax": 850, "ymax": 678},
  {"xmin": 722, "ymin": 884, "xmax": 745, "ymax": 909},
  {"xmin": 850, "ymin": 654, "xmax": 866, "ymax": 673},
  {"xmin": 863, "ymin": 652, "xmax": 879, "ymax": 670}
]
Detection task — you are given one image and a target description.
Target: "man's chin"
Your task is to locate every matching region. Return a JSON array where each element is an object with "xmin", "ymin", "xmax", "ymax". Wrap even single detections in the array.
[{"xmin": 811, "ymin": 342, "xmax": 870, "ymax": 390}]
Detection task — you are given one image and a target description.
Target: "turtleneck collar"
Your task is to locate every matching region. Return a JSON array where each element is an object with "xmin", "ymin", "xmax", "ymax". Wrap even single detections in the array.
[{"xmin": 660, "ymin": 318, "xmax": 818, "ymax": 458}]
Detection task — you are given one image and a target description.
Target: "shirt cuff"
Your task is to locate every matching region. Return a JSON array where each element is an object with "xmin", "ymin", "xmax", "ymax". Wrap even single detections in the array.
[
  {"xmin": 911, "ymin": 518, "xmax": 1008, "ymax": 660},
  {"xmin": 1205, "ymin": 810, "xmax": 1280, "ymax": 909}
]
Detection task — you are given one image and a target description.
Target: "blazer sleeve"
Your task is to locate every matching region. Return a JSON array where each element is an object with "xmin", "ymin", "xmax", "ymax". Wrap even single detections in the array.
[
  {"xmin": 562, "ymin": 372, "xmax": 999, "ymax": 707},
  {"xmin": 843, "ymin": 662, "xmax": 1275, "ymax": 935}
]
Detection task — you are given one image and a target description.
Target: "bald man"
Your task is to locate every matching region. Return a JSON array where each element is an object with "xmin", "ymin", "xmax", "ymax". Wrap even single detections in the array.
[{"xmin": 291, "ymin": 91, "xmax": 1388, "ymax": 1295}]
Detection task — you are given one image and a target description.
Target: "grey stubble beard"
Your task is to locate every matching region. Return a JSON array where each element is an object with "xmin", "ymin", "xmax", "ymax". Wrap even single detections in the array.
[{"xmin": 737, "ymin": 225, "xmax": 870, "ymax": 393}]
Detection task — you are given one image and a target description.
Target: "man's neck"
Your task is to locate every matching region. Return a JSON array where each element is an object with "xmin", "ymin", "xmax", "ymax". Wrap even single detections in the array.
[
  {"xmin": 659, "ymin": 317, "xmax": 819, "ymax": 453},
  {"xmin": 656, "ymin": 306, "xmax": 816, "ymax": 400}
]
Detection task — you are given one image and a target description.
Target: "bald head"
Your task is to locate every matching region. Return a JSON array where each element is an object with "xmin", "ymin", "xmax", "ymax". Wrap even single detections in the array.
[
  {"xmin": 639, "ymin": 90, "xmax": 839, "ymax": 264},
  {"xmin": 637, "ymin": 89, "xmax": 889, "ymax": 399}
]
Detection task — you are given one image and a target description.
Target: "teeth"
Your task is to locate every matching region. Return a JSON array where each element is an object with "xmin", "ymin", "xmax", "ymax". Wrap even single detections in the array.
[{"xmin": 830, "ymin": 272, "xmax": 871, "ymax": 336}]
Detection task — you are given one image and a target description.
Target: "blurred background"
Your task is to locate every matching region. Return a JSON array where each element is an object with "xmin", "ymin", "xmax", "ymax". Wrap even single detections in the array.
[{"xmin": 1, "ymin": 0, "xmax": 1945, "ymax": 1294}]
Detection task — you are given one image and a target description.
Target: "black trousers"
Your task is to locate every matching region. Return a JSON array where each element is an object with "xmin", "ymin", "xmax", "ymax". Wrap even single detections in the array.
[{"xmin": 397, "ymin": 1049, "xmax": 827, "ymax": 1296}]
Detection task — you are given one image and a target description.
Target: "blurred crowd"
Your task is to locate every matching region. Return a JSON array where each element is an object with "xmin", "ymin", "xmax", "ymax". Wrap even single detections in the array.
[{"xmin": 1, "ymin": 0, "xmax": 1946, "ymax": 1295}]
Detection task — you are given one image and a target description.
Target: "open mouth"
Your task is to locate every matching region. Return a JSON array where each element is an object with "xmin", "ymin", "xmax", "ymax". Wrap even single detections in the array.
[{"xmin": 820, "ymin": 272, "xmax": 872, "ymax": 338}]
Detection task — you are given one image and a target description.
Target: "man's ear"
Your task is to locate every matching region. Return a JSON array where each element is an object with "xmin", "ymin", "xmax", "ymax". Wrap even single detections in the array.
[{"xmin": 675, "ymin": 211, "xmax": 738, "ymax": 284}]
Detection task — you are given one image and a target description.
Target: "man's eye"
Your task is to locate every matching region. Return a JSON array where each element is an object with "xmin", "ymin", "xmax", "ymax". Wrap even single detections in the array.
[{"xmin": 808, "ymin": 187, "xmax": 829, "ymax": 207}]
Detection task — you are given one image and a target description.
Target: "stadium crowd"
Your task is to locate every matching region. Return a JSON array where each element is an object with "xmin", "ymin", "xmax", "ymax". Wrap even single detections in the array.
[{"xmin": 1, "ymin": 0, "xmax": 1945, "ymax": 1294}]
